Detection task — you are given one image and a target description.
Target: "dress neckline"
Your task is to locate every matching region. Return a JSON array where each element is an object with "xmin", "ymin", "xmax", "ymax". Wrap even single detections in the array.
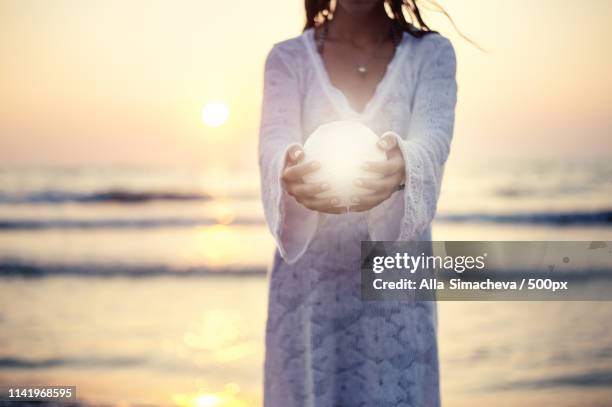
[{"xmin": 302, "ymin": 27, "xmax": 409, "ymax": 121}]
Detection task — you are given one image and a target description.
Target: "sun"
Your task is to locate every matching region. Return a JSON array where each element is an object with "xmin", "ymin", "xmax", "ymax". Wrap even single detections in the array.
[{"xmin": 202, "ymin": 100, "xmax": 229, "ymax": 127}]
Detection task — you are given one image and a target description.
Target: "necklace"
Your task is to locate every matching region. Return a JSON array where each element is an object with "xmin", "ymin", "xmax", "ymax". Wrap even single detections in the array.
[{"xmin": 316, "ymin": 21, "xmax": 402, "ymax": 78}]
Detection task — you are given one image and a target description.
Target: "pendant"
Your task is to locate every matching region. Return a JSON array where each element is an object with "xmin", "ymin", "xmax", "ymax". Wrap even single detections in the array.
[{"xmin": 357, "ymin": 65, "xmax": 367, "ymax": 75}]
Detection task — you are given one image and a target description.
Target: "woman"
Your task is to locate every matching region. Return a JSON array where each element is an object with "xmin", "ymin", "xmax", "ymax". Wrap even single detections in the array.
[{"xmin": 258, "ymin": 0, "xmax": 457, "ymax": 405}]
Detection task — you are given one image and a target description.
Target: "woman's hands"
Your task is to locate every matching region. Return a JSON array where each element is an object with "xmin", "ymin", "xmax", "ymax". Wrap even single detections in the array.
[
  {"xmin": 281, "ymin": 145, "xmax": 348, "ymax": 214},
  {"xmin": 281, "ymin": 133, "xmax": 405, "ymax": 214},
  {"xmin": 349, "ymin": 133, "xmax": 406, "ymax": 212}
]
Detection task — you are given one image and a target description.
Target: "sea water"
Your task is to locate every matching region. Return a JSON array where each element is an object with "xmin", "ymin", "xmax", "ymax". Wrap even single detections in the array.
[{"xmin": 0, "ymin": 158, "xmax": 611, "ymax": 406}]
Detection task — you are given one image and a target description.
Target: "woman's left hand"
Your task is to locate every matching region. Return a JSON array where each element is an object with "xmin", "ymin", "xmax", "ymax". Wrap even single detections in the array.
[{"xmin": 349, "ymin": 133, "xmax": 405, "ymax": 212}]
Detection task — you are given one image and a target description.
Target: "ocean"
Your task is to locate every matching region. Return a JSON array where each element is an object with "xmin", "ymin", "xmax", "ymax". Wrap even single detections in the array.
[{"xmin": 0, "ymin": 158, "xmax": 611, "ymax": 406}]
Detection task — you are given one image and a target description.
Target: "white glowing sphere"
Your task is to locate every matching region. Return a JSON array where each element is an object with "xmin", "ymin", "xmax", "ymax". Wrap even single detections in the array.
[{"xmin": 302, "ymin": 121, "xmax": 386, "ymax": 207}]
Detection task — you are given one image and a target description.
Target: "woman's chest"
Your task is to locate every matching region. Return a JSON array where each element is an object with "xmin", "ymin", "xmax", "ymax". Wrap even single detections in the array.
[
  {"xmin": 322, "ymin": 42, "xmax": 396, "ymax": 114},
  {"xmin": 299, "ymin": 69, "xmax": 415, "ymax": 141}
]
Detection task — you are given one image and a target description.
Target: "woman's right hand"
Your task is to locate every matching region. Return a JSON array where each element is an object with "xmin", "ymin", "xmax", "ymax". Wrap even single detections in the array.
[{"xmin": 282, "ymin": 145, "xmax": 346, "ymax": 214}]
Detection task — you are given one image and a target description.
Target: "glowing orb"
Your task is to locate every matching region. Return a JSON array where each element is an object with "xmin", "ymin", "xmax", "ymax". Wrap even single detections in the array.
[
  {"xmin": 303, "ymin": 121, "xmax": 386, "ymax": 208},
  {"xmin": 202, "ymin": 101, "xmax": 229, "ymax": 127}
]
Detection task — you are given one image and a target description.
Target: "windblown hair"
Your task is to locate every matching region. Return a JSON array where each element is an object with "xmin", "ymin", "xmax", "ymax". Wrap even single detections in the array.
[{"xmin": 304, "ymin": 0, "xmax": 434, "ymax": 37}]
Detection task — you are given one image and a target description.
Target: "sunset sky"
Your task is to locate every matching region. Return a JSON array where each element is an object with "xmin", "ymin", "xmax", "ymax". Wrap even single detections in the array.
[{"xmin": 1, "ymin": 0, "xmax": 611, "ymax": 170}]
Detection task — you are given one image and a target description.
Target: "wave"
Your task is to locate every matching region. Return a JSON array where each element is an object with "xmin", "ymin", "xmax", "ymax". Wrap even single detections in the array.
[
  {"xmin": 0, "ymin": 356, "xmax": 145, "ymax": 369},
  {"xmin": 0, "ymin": 189, "xmax": 212, "ymax": 204},
  {"xmin": 438, "ymin": 209, "xmax": 612, "ymax": 226},
  {"xmin": 0, "ymin": 216, "xmax": 265, "ymax": 230},
  {"xmin": 0, "ymin": 355, "xmax": 215, "ymax": 376},
  {"xmin": 2, "ymin": 259, "xmax": 611, "ymax": 281},
  {"xmin": 0, "ymin": 259, "xmax": 267, "ymax": 278},
  {"xmin": 487, "ymin": 368, "xmax": 612, "ymax": 390},
  {"xmin": 1, "ymin": 209, "xmax": 610, "ymax": 231}
]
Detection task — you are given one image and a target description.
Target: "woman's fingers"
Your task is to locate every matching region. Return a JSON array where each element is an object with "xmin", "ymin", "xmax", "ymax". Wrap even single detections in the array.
[
  {"xmin": 350, "ymin": 168, "xmax": 404, "ymax": 211},
  {"xmin": 348, "ymin": 204, "xmax": 372, "ymax": 213},
  {"xmin": 285, "ymin": 145, "xmax": 304, "ymax": 164},
  {"xmin": 349, "ymin": 201, "xmax": 386, "ymax": 212},
  {"xmin": 364, "ymin": 136, "xmax": 405, "ymax": 176},
  {"xmin": 299, "ymin": 197, "xmax": 345, "ymax": 213},
  {"xmin": 354, "ymin": 175, "xmax": 400, "ymax": 194},
  {"xmin": 362, "ymin": 155, "xmax": 403, "ymax": 176},
  {"xmin": 287, "ymin": 182, "xmax": 329, "ymax": 199},
  {"xmin": 320, "ymin": 206, "xmax": 349, "ymax": 215},
  {"xmin": 376, "ymin": 133, "xmax": 398, "ymax": 152},
  {"xmin": 349, "ymin": 193, "xmax": 388, "ymax": 209},
  {"xmin": 282, "ymin": 160, "xmax": 320, "ymax": 182}
]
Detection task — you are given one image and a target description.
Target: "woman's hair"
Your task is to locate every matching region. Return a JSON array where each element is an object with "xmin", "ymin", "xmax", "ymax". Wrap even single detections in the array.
[{"xmin": 304, "ymin": 0, "xmax": 434, "ymax": 38}]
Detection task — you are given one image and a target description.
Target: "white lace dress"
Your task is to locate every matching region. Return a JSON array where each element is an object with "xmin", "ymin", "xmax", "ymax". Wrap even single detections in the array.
[{"xmin": 258, "ymin": 27, "xmax": 457, "ymax": 407}]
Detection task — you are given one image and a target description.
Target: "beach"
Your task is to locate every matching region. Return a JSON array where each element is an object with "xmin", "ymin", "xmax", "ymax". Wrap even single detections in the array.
[{"xmin": 2, "ymin": 277, "xmax": 612, "ymax": 406}]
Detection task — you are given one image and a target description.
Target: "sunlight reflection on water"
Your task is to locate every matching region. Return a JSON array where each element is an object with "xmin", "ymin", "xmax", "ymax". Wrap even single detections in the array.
[
  {"xmin": 172, "ymin": 383, "xmax": 253, "ymax": 407},
  {"xmin": 182, "ymin": 310, "xmax": 255, "ymax": 363}
]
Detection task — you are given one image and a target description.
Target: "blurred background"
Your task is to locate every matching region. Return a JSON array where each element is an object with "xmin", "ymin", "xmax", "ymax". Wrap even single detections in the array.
[{"xmin": 1, "ymin": 0, "xmax": 611, "ymax": 406}]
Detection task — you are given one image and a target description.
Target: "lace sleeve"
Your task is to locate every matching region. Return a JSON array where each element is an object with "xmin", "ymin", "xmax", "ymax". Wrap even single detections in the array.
[
  {"xmin": 368, "ymin": 35, "xmax": 458, "ymax": 241},
  {"xmin": 258, "ymin": 46, "xmax": 320, "ymax": 264}
]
